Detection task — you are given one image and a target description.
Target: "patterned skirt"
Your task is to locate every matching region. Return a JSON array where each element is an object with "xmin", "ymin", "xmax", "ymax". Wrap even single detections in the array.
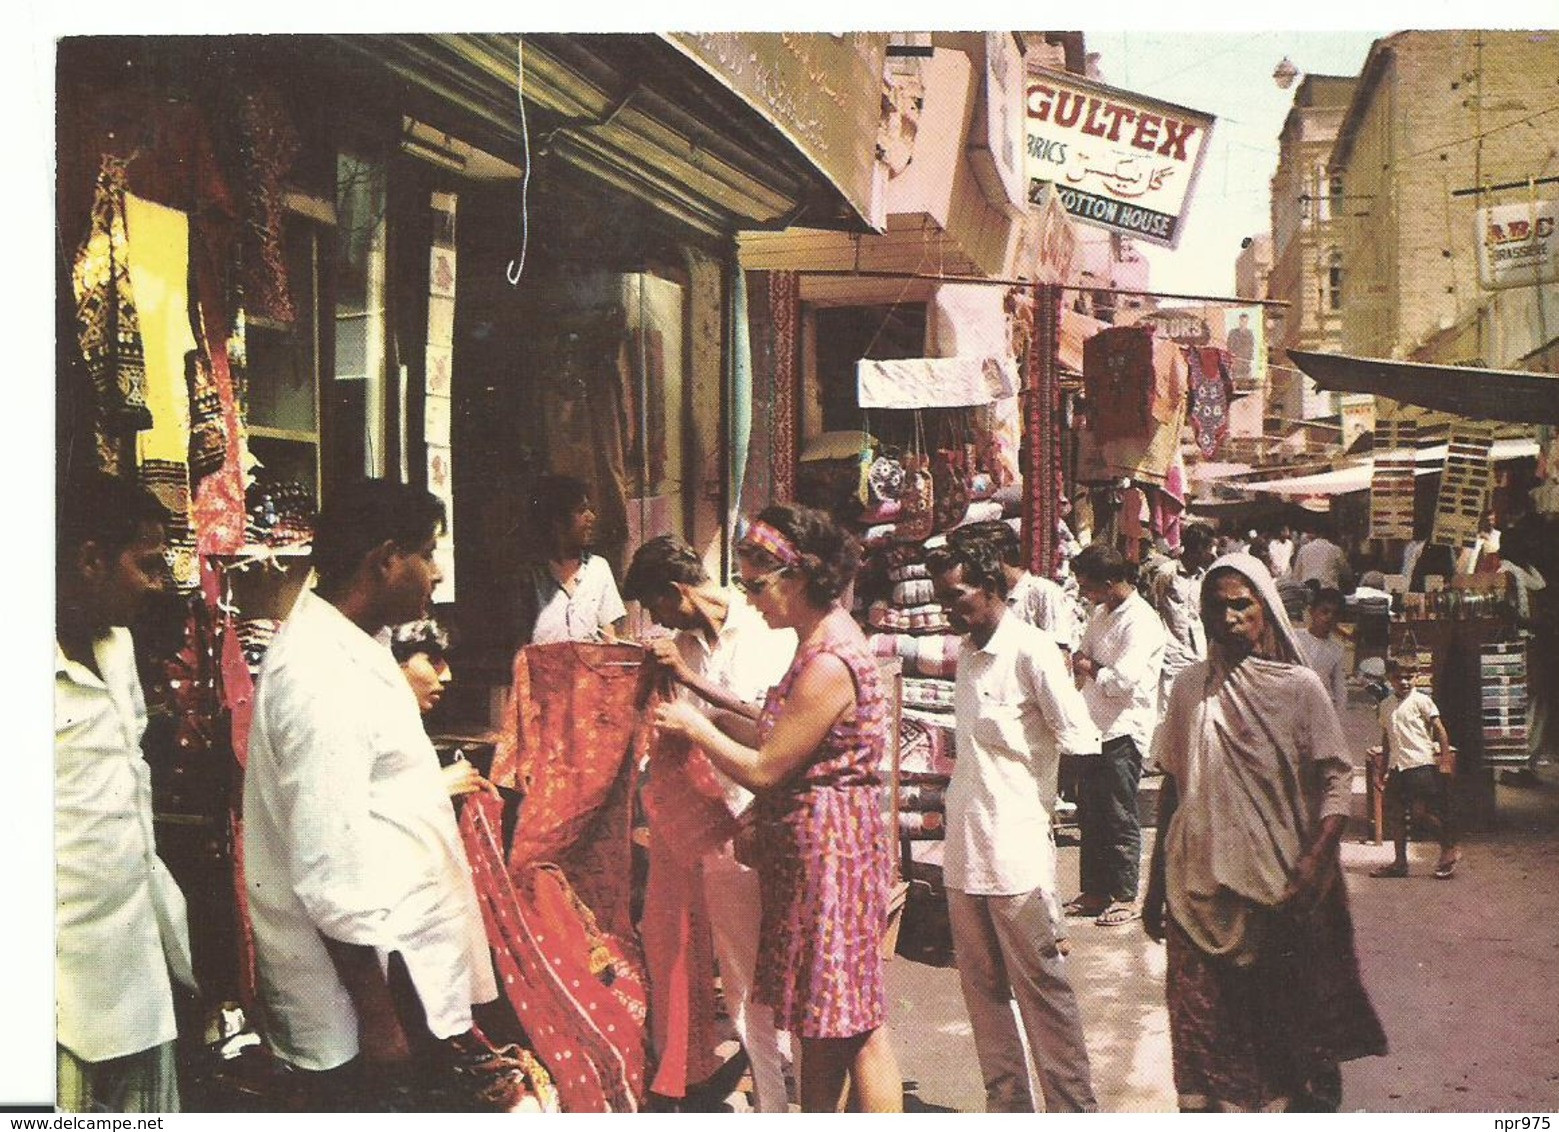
[{"xmin": 1165, "ymin": 875, "xmax": 1387, "ymax": 1111}]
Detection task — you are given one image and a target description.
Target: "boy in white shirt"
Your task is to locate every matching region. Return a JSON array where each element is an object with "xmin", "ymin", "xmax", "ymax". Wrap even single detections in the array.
[
  {"xmin": 1372, "ymin": 660, "xmax": 1461, "ymax": 879},
  {"xmin": 1297, "ymin": 587, "xmax": 1349, "ymax": 714}
]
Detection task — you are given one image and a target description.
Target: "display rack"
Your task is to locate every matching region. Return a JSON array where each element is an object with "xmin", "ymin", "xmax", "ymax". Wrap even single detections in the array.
[{"xmin": 1479, "ymin": 640, "xmax": 1530, "ymax": 767}]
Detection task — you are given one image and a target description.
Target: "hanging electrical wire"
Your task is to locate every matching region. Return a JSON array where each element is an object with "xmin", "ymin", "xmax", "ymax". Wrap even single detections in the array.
[{"xmin": 506, "ymin": 37, "xmax": 532, "ymax": 287}]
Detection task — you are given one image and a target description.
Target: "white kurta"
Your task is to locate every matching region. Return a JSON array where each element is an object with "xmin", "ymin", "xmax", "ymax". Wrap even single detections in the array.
[
  {"xmin": 945, "ymin": 615, "xmax": 1101, "ymax": 896},
  {"xmin": 55, "ymin": 631, "xmax": 196, "ymax": 1063},
  {"xmin": 243, "ymin": 591, "xmax": 496, "ymax": 1071}
]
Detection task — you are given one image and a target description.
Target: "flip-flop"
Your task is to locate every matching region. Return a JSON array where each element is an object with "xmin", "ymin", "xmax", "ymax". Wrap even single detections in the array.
[
  {"xmin": 1063, "ymin": 896, "xmax": 1107, "ymax": 918},
  {"xmin": 1095, "ymin": 903, "xmax": 1140, "ymax": 927},
  {"xmin": 1434, "ymin": 853, "xmax": 1462, "ymax": 879},
  {"xmin": 1370, "ymin": 862, "xmax": 1409, "ymax": 878}
]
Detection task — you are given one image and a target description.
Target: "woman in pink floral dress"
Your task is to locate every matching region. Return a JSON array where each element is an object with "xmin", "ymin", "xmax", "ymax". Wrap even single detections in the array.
[{"xmin": 653, "ymin": 503, "xmax": 901, "ymax": 1112}]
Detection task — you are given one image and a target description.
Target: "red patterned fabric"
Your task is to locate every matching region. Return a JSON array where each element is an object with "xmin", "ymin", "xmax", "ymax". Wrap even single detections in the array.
[
  {"xmin": 1025, "ymin": 283, "xmax": 1063, "ymax": 578},
  {"xmin": 488, "ymin": 642, "xmax": 724, "ymax": 1103},
  {"xmin": 1083, "ymin": 324, "xmax": 1155, "ymax": 442},
  {"xmin": 753, "ymin": 609, "xmax": 892, "ymax": 1038},
  {"xmin": 769, "ymin": 271, "xmax": 799, "ymax": 503},
  {"xmin": 462, "ymin": 794, "xmax": 648, "ymax": 1112},
  {"xmin": 1187, "ymin": 346, "xmax": 1235, "ymax": 460}
]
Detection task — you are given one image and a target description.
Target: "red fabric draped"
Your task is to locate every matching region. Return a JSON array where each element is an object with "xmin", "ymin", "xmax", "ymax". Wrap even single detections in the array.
[{"xmin": 485, "ymin": 642, "xmax": 726, "ymax": 1106}]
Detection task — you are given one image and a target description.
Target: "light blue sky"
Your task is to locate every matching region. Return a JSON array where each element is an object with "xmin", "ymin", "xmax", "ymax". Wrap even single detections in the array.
[{"xmin": 1084, "ymin": 30, "xmax": 1385, "ymax": 297}]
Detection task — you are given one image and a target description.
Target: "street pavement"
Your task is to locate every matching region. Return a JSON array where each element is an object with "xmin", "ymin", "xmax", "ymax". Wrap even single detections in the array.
[{"xmin": 885, "ymin": 693, "xmax": 1559, "ymax": 1113}]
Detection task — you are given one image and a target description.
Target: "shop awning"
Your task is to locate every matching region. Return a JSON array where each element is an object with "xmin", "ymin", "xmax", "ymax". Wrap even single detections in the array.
[
  {"xmin": 1232, "ymin": 437, "xmax": 1540, "ymax": 498},
  {"xmin": 325, "ymin": 34, "xmax": 878, "ymax": 239},
  {"xmin": 1288, "ymin": 349, "xmax": 1559, "ymax": 426}
]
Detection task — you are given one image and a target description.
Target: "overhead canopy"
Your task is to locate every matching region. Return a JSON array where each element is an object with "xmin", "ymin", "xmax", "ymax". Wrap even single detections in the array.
[{"xmin": 1288, "ymin": 349, "xmax": 1559, "ymax": 426}]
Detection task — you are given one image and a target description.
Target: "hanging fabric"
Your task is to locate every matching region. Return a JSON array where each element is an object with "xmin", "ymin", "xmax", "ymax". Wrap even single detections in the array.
[
  {"xmin": 72, "ymin": 155, "xmax": 152, "ymax": 474},
  {"xmin": 1186, "ymin": 345, "xmax": 1235, "ymax": 459},
  {"xmin": 1082, "ymin": 324, "xmax": 1155, "ymax": 442},
  {"xmin": 236, "ymin": 87, "xmax": 301, "ymax": 326}
]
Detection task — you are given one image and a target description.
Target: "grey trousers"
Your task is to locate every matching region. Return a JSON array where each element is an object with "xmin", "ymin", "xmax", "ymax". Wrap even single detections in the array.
[{"xmin": 946, "ymin": 886, "xmax": 1098, "ymax": 1112}]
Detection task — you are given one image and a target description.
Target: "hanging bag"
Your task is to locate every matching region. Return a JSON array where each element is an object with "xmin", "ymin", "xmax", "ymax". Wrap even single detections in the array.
[{"xmin": 895, "ymin": 411, "xmax": 935, "ymax": 542}]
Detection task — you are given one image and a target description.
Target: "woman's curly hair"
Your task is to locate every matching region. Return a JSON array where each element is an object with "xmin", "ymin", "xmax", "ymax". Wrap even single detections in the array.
[{"xmin": 739, "ymin": 502, "xmax": 860, "ymax": 608}]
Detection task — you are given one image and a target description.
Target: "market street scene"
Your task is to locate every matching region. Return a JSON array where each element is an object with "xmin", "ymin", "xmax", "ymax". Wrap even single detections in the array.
[{"xmin": 23, "ymin": 18, "xmax": 1559, "ymax": 1117}]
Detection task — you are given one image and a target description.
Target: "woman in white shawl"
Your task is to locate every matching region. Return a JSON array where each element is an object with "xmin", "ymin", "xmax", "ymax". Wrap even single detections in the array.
[{"xmin": 1143, "ymin": 554, "xmax": 1386, "ymax": 1112}]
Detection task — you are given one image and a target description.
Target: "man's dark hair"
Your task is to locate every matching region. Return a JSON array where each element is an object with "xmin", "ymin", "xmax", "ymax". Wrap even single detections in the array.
[
  {"xmin": 927, "ymin": 536, "xmax": 1008, "ymax": 598},
  {"xmin": 1384, "ymin": 658, "xmax": 1405, "ymax": 678},
  {"xmin": 952, "ymin": 519, "xmax": 1022, "ymax": 569},
  {"xmin": 57, "ymin": 471, "xmax": 169, "ymax": 568},
  {"xmin": 1073, "ymin": 543, "xmax": 1135, "ymax": 587},
  {"xmin": 623, "ymin": 534, "xmax": 708, "ymax": 602},
  {"xmin": 310, "ymin": 480, "xmax": 444, "ymax": 591},
  {"xmin": 530, "ymin": 474, "xmax": 592, "ymax": 546},
  {"xmin": 1182, "ymin": 523, "xmax": 1216, "ymax": 559},
  {"xmin": 1310, "ymin": 586, "xmax": 1344, "ymax": 614}
]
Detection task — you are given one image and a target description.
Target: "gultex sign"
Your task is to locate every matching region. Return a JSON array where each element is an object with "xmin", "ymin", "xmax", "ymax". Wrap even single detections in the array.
[{"xmin": 1025, "ymin": 68, "xmax": 1215, "ymax": 249}]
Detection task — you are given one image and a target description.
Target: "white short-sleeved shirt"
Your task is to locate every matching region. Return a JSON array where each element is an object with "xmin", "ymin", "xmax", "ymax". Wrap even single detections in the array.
[
  {"xmin": 55, "ymin": 630, "xmax": 195, "ymax": 1063},
  {"xmin": 1380, "ymin": 688, "xmax": 1441, "ymax": 771},
  {"xmin": 528, "ymin": 554, "xmax": 627, "ymax": 644},
  {"xmin": 945, "ymin": 614, "xmax": 1101, "ymax": 896},
  {"xmin": 1294, "ymin": 537, "xmax": 1350, "ymax": 590},
  {"xmin": 1006, "ymin": 569, "xmax": 1078, "ymax": 652},
  {"xmin": 244, "ymin": 591, "xmax": 497, "ymax": 1071},
  {"xmin": 673, "ymin": 590, "xmax": 797, "ymax": 815},
  {"xmin": 1077, "ymin": 590, "xmax": 1166, "ymax": 751}
]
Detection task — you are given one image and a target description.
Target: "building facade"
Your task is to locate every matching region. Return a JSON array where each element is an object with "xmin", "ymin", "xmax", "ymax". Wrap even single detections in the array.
[
  {"xmin": 1329, "ymin": 31, "xmax": 1559, "ymax": 366},
  {"xmin": 1268, "ymin": 73, "xmax": 1357, "ymax": 423}
]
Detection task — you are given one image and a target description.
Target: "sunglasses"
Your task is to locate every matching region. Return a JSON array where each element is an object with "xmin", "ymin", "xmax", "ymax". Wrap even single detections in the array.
[{"xmin": 733, "ymin": 566, "xmax": 790, "ymax": 596}]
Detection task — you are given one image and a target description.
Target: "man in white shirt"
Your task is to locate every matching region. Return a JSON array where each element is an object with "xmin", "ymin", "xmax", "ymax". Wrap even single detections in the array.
[
  {"xmin": 959, "ymin": 520, "xmax": 1079, "ymax": 654},
  {"xmin": 55, "ymin": 472, "xmax": 196, "ymax": 1113},
  {"xmin": 1266, "ymin": 525, "xmax": 1295, "ymax": 580},
  {"xmin": 1293, "ymin": 521, "xmax": 1353, "ymax": 592},
  {"xmin": 1148, "ymin": 524, "xmax": 1215, "ymax": 718},
  {"xmin": 1069, "ymin": 545, "xmax": 1166, "ymax": 927},
  {"xmin": 623, "ymin": 535, "xmax": 798, "ymax": 1113},
  {"xmin": 1297, "ymin": 587, "xmax": 1349, "ymax": 714},
  {"xmin": 1371, "ymin": 660, "xmax": 1460, "ymax": 879},
  {"xmin": 927, "ymin": 537, "xmax": 1099, "ymax": 1113},
  {"xmin": 244, "ymin": 481, "xmax": 500, "ymax": 1106}
]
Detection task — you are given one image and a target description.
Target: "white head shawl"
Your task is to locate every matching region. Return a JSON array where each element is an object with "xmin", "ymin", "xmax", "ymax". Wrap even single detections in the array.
[{"xmin": 1161, "ymin": 552, "xmax": 1353, "ymax": 964}]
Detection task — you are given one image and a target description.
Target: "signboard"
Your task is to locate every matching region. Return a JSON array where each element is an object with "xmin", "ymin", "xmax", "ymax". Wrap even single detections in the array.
[
  {"xmin": 1222, "ymin": 306, "xmax": 1265, "ymax": 395},
  {"xmin": 1477, "ymin": 198, "xmax": 1558, "ymax": 289},
  {"xmin": 669, "ymin": 33, "xmax": 888, "ymax": 231},
  {"xmin": 1029, "ymin": 183, "xmax": 1078, "ymax": 285},
  {"xmin": 969, "ymin": 32, "xmax": 1028, "ymax": 214},
  {"xmin": 1025, "ymin": 67, "xmax": 1215, "ymax": 248}
]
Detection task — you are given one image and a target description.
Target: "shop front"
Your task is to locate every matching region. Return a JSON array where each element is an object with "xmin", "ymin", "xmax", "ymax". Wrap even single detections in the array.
[{"xmin": 55, "ymin": 32, "xmax": 887, "ymax": 1109}]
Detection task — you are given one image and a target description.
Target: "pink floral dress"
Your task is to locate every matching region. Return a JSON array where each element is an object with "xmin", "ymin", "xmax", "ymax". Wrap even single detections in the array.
[{"xmin": 752, "ymin": 607, "xmax": 892, "ymax": 1039}]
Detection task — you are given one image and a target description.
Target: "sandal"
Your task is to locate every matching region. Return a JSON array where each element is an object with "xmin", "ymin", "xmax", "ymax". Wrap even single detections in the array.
[
  {"xmin": 1095, "ymin": 903, "xmax": 1140, "ymax": 927},
  {"xmin": 1369, "ymin": 862, "xmax": 1409, "ymax": 878},
  {"xmin": 1434, "ymin": 852, "xmax": 1462, "ymax": 880},
  {"xmin": 1063, "ymin": 895, "xmax": 1109, "ymax": 918}
]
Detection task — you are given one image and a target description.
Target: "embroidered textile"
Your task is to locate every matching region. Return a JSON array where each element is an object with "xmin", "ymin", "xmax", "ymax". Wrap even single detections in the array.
[
  {"xmin": 769, "ymin": 271, "xmax": 799, "ymax": 502},
  {"xmin": 236, "ymin": 88, "xmax": 300, "ymax": 326},
  {"xmin": 462, "ymin": 795, "xmax": 648, "ymax": 1113},
  {"xmin": 73, "ymin": 156, "xmax": 152, "ymax": 472},
  {"xmin": 1187, "ymin": 346, "xmax": 1235, "ymax": 460},
  {"xmin": 139, "ymin": 460, "xmax": 198, "ymax": 591},
  {"xmin": 1083, "ymin": 325, "xmax": 1154, "ymax": 442}
]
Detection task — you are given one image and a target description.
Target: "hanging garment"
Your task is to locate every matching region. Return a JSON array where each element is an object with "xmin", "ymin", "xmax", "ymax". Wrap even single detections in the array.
[
  {"xmin": 1187, "ymin": 346, "xmax": 1235, "ymax": 460},
  {"xmin": 489, "ymin": 642, "xmax": 724, "ymax": 1107},
  {"xmin": 236, "ymin": 88, "xmax": 300, "ymax": 326},
  {"xmin": 73, "ymin": 155, "xmax": 152, "ymax": 474},
  {"xmin": 1083, "ymin": 325, "xmax": 1155, "ymax": 442},
  {"xmin": 462, "ymin": 795, "xmax": 649, "ymax": 1114}
]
